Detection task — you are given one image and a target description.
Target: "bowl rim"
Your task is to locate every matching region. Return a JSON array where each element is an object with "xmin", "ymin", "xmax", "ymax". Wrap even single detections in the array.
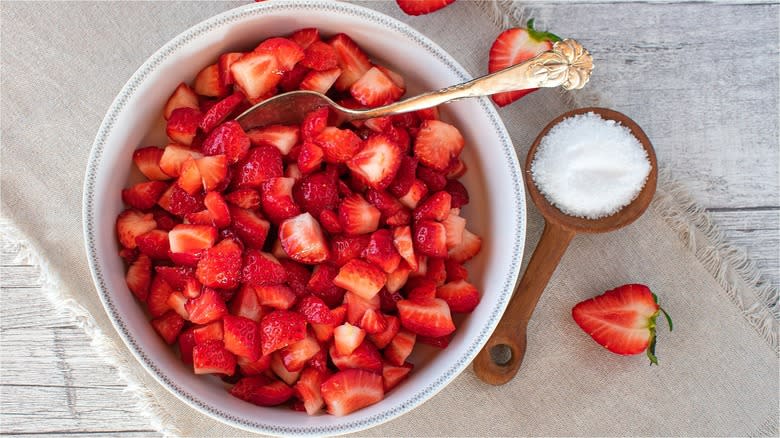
[{"xmin": 82, "ymin": 0, "xmax": 527, "ymax": 435}]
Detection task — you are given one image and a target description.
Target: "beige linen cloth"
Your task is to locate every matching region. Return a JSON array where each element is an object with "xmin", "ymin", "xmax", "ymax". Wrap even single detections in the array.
[{"xmin": 1, "ymin": 1, "xmax": 777, "ymax": 436}]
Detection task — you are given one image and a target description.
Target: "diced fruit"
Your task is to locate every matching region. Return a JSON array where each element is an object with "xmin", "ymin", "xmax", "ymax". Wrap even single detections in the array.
[
  {"xmin": 164, "ymin": 82, "xmax": 199, "ymax": 120},
  {"xmin": 280, "ymin": 259, "xmax": 311, "ymax": 296},
  {"xmin": 126, "ymin": 254, "xmax": 152, "ymax": 301},
  {"xmin": 295, "ymin": 295, "xmax": 336, "ymax": 324},
  {"xmin": 159, "ymin": 143, "xmax": 203, "ymax": 177},
  {"xmin": 396, "ymin": 0, "xmax": 454, "ymax": 16},
  {"xmin": 413, "ymin": 120, "xmax": 464, "ymax": 171},
  {"xmin": 300, "ymin": 41, "xmax": 338, "ymax": 71},
  {"xmin": 230, "ymin": 375, "xmax": 293, "ymax": 406},
  {"xmin": 201, "ymin": 121, "xmax": 250, "ymax": 164},
  {"xmin": 186, "ymin": 287, "xmax": 227, "ymax": 324},
  {"xmin": 256, "ymin": 37, "xmax": 305, "ymax": 72},
  {"xmin": 392, "ymin": 225, "xmax": 417, "ymax": 270},
  {"xmin": 447, "ymin": 228, "xmax": 482, "ymax": 262},
  {"xmin": 242, "ymin": 250, "xmax": 287, "ymax": 286},
  {"xmin": 166, "ymin": 107, "xmax": 202, "ymax": 145},
  {"xmin": 444, "ymin": 179, "xmax": 469, "ymax": 208},
  {"xmin": 398, "ymin": 179, "xmax": 428, "ymax": 209},
  {"xmin": 334, "ymin": 323, "xmax": 366, "ymax": 355},
  {"xmin": 233, "ymin": 145, "xmax": 283, "ymax": 189},
  {"xmin": 225, "ymin": 188, "xmax": 261, "ymax": 209},
  {"xmin": 347, "ymin": 134, "xmax": 403, "ymax": 189},
  {"xmin": 300, "ymin": 67, "xmax": 342, "ymax": 94},
  {"xmin": 384, "ymin": 329, "xmax": 416, "ymax": 366},
  {"xmin": 294, "ymin": 367, "xmax": 325, "ymax": 415},
  {"xmin": 293, "ymin": 171, "xmax": 339, "ymax": 218},
  {"xmin": 360, "ymin": 308, "xmax": 387, "ymax": 335},
  {"xmin": 397, "ymin": 298, "xmax": 455, "ymax": 337},
  {"xmin": 368, "ymin": 315, "xmax": 400, "ymax": 349},
  {"xmin": 230, "ymin": 206, "xmax": 270, "ymax": 249},
  {"xmin": 154, "ymin": 265, "xmax": 193, "ymax": 290},
  {"xmin": 329, "ymin": 341, "xmax": 382, "ymax": 374},
  {"xmin": 386, "ymin": 263, "xmax": 411, "ymax": 294},
  {"xmin": 417, "ymin": 334, "xmax": 451, "ymax": 349},
  {"xmin": 413, "ymin": 191, "xmax": 451, "ymax": 222},
  {"xmin": 261, "ymin": 177, "xmax": 301, "ymax": 224},
  {"xmin": 382, "ymin": 361, "xmax": 413, "ymax": 392},
  {"xmin": 237, "ymin": 354, "xmax": 272, "ymax": 375},
  {"xmin": 416, "ymin": 165, "xmax": 447, "ymax": 192},
  {"xmin": 260, "ymin": 310, "xmax": 307, "ymax": 355},
  {"xmin": 116, "ymin": 209, "xmax": 156, "ymax": 249},
  {"xmin": 315, "ymin": 127, "xmax": 363, "ymax": 163},
  {"xmin": 344, "ymin": 291, "xmax": 380, "ymax": 326},
  {"xmin": 350, "ymin": 67, "xmax": 404, "ymax": 107},
  {"xmin": 308, "ymin": 264, "xmax": 345, "ymax": 307},
  {"xmin": 363, "ymin": 229, "xmax": 402, "ymax": 273},
  {"xmin": 413, "ymin": 221, "xmax": 447, "ymax": 257},
  {"xmin": 406, "ymin": 278, "xmax": 437, "ymax": 302},
  {"xmin": 133, "ymin": 147, "xmax": 170, "ymax": 181},
  {"xmin": 321, "ymin": 369, "xmax": 384, "ymax": 416},
  {"xmin": 136, "ymin": 229, "xmax": 170, "ymax": 260},
  {"xmin": 223, "ymin": 314, "xmax": 262, "ymax": 361},
  {"xmin": 196, "ymin": 238, "xmax": 242, "ymax": 289},
  {"xmin": 168, "ymin": 224, "xmax": 216, "ymax": 253},
  {"xmin": 279, "ymin": 213, "xmax": 330, "ymax": 264},
  {"xmin": 330, "ymin": 234, "xmax": 371, "ymax": 266},
  {"xmin": 290, "ymin": 28, "xmax": 320, "ymax": 49},
  {"xmin": 297, "ymin": 142, "xmax": 324, "ymax": 174},
  {"xmin": 333, "ymin": 259, "xmax": 387, "ymax": 300},
  {"xmin": 199, "ymin": 92, "xmax": 244, "ymax": 133},
  {"xmin": 443, "ymin": 211, "xmax": 466, "ymax": 248},
  {"xmin": 247, "ymin": 124, "xmax": 300, "ymax": 156},
  {"xmin": 339, "ymin": 194, "xmax": 380, "ymax": 236},
  {"xmin": 178, "ymin": 329, "xmax": 196, "ymax": 364},
  {"xmin": 388, "ymin": 155, "xmax": 417, "ymax": 198},
  {"xmin": 194, "ymin": 63, "xmax": 227, "ymax": 97},
  {"xmin": 230, "ymin": 285, "xmax": 264, "ymax": 322},
  {"xmin": 279, "ymin": 332, "xmax": 321, "ymax": 372},
  {"xmin": 436, "ymin": 280, "xmax": 480, "ymax": 313},
  {"xmin": 193, "ymin": 320, "xmax": 224, "ymax": 344},
  {"xmin": 195, "ymin": 155, "xmax": 228, "ymax": 192},
  {"xmin": 328, "ymin": 34, "xmax": 372, "ymax": 91},
  {"xmin": 177, "ymin": 157, "xmax": 202, "ymax": 195},
  {"xmin": 270, "ymin": 351, "xmax": 302, "ymax": 385},
  {"xmin": 425, "ymin": 257, "xmax": 447, "ymax": 286},
  {"xmin": 122, "ymin": 181, "xmax": 169, "ymax": 210},
  {"xmin": 193, "ymin": 340, "xmax": 236, "ymax": 375},
  {"xmin": 230, "ymin": 51, "xmax": 282, "ymax": 101},
  {"xmin": 254, "ymin": 285, "xmax": 297, "ymax": 310}
]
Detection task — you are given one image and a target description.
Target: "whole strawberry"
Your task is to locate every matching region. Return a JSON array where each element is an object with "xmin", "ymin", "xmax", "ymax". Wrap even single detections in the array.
[{"xmin": 572, "ymin": 284, "xmax": 672, "ymax": 364}]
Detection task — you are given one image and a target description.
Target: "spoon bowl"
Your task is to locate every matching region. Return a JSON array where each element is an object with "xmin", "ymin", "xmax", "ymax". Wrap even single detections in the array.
[{"xmin": 472, "ymin": 107, "xmax": 657, "ymax": 385}]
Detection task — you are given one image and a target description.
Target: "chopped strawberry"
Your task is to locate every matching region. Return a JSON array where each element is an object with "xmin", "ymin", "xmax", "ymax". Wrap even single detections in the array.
[
  {"xmin": 136, "ymin": 229, "xmax": 170, "ymax": 260},
  {"xmin": 299, "ymin": 41, "xmax": 338, "ymax": 71},
  {"xmin": 279, "ymin": 332, "xmax": 321, "ymax": 372},
  {"xmin": 285, "ymin": 163, "xmax": 303, "ymax": 181},
  {"xmin": 301, "ymin": 106, "xmax": 329, "ymax": 141},
  {"xmin": 295, "ymin": 295, "xmax": 336, "ymax": 324},
  {"xmin": 447, "ymin": 228, "xmax": 481, "ymax": 263},
  {"xmin": 444, "ymin": 260, "xmax": 468, "ymax": 283},
  {"xmin": 225, "ymin": 188, "xmax": 261, "ymax": 209},
  {"xmin": 194, "ymin": 63, "xmax": 228, "ymax": 97},
  {"xmin": 132, "ymin": 146, "xmax": 170, "ymax": 181},
  {"xmin": 359, "ymin": 308, "xmax": 387, "ymax": 335},
  {"xmin": 198, "ymin": 92, "xmax": 243, "ymax": 133},
  {"xmin": 195, "ymin": 237, "xmax": 242, "ymax": 289},
  {"xmin": 159, "ymin": 143, "xmax": 203, "ymax": 178},
  {"xmin": 185, "ymin": 287, "xmax": 227, "ymax": 324},
  {"xmin": 119, "ymin": 247, "xmax": 139, "ymax": 264},
  {"xmin": 398, "ymin": 180, "xmax": 428, "ymax": 209},
  {"xmin": 416, "ymin": 165, "xmax": 447, "ymax": 192},
  {"xmin": 489, "ymin": 19, "xmax": 560, "ymax": 106},
  {"xmin": 442, "ymin": 210, "xmax": 466, "ymax": 248},
  {"xmin": 230, "ymin": 50, "xmax": 282, "ymax": 101},
  {"xmin": 328, "ymin": 34, "xmax": 372, "ymax": 91},
  {"xmin": 417, "ymin": 334, "xmax": 451, "ymax": 349},
  {"xmin": 321, "ymin": 369, "xmax": 384, "ymax": 416},
  {"xmin": 289, "ymin": 27, "xmax": 320, "ymax": 50},
  {"xmin": 425, "ymin": 257, "xmax": 447, "ymax": 286},
  {"xmin": 375, "ymin": 65, "xmax": 405, "ymax": 91},
  {"xmin": 294, "ymin": 367, "xmax": 326, "ymax": 415},
  {"xmin": 193, "ymin": 340, "xmax": 236, "ymax": 375},
  {"xmin": 147, "ymin": 275, "xmax": 174, "ymax": 317},
  {"xmin": 414, "ymin": 191, "xmax": 452, "ymax": 223},
  {"xmin": 334, "ymin": 323, "xmax": 366, "ymax": 356},
  {"xmin": 280, "ymin": 259, "xmax": 312, "ymax": 296},
  {"xmin": 193, "ymin": 320, "xmax": 224, "ymax": 344},
  {"xmin": 242, "ymin": 250, "xmax": 287, "ymax": 286},
  {"xmin": 384, "ymin": 329, "xmax": 416, "ymax": 366},
  {"xmin": 193, "ymin": 155, "xmax": 227, "ymax": 192},
  {"xmin": 222, "ymin": 314, "xmax": 262, "ymax": 361},
  {"xmin": 254, "ymin": 285, "xmax": 297, "ymax": 310},
  {"xmin": 329, "ymin": 341, "xmax": 382, "ymax": 374},
  {"xmin": 365, "ymin": 188, "xmax": 403, "ymax": 219},
  {"xmin": 413, "ymin": 120, "xmax": 464, "ymax": 171},
  {"xmin": 177, "ymin": 157, "xmax": 202, "ymax": 195},
  {"xmin": 168, "ymin": 224, "xmax": 216, "ymax": 254},
  {"xmin": 230, "ymin": 375, "xmax": 294, "ymax": 406},
  {"xmin": 230, "ymin": 285, "xmax": 265, "ymax": 322},
  {"xmin": 279, "ymin": 212, "xmax": 330, "ymax": 264},
  {"xmin": 406, "ymin": 278, "xmax": 437, "ymax": 302},
  {"xmin": 397, "ymin": 298, "xmax": 455, "ymax": 337},
  {"xmin": 232, "ymin": 145, "xmax": 283, "ymax": 189},
  {"xmin": 230, "ymin": 206, "xmax": 270, "ymax": 249},
  {"xmin": 198, "ymin": 192, "xmax": 230, "ymax": 228},
  {"xmin": 445, "ymin": 157, "xmax": 467, "ymax": 179},
  {"xmin": 166, "ymin": 108, "xmax": 202, "ymax": 146},
  {"xmin": 413, "ymin": 220, "xmax": 447, "ymax": 257},
  {"xmin": 122, "ymin": 181, "xmax": 168, "ymax": 211},
  {"xmin": 392, "ymin": 225, "xmax": 417, "ymax": 270},
  {"xmin": 299, "ymin": 67, "xmax": 341, "ymax": 94},
  {"xmin": 572, "ymin": 284, "xmax": 672, "ymax": 364},
  {"xmin": 201, "ymin": 120, "xmax": 250, "ymax": 164},
  {"xmin": 382, "ymin": 361, "xmax": 413, "ymax": 392},
  {"xmin": 396, "ymin": 0, "xmax": 454, "ymax": 16},
  {"xmin": 260, "ymin": 310, "xmax": 307, "ymax": 355},
  {"xmin": 363, "ymin": 229, "xmax": 402, "ymax": 273},
  {"xmin": 444, "ymin": 179, "xmax": 469, "ymax": 208},
  {"xmin": 292, "ymin": 171, "xmax": 339, "ymax": 218},
  {"xmin": 409, "ymin": 254, "xmax": 428, "ymax": 278},
  {"xmin": 154, "ymin": 265, "xmax": 194, "ymax": 290},
  {"xmin": 333, "ymin": 259, "xmax": 387, "ymax": 300},
  {"xmin": 307, "ymin": 264, "xmax": 346, "ymax": 307},
  {"xmin": 350, "ymin": 67, "xmax": 404, "ymax": 107},
  {"xmin": 218, "ymin": 52, "xmax": 244, "ymax": 87},
  {"xmin": 237, "ymin": 354, "xmax": 272, "ymax": 376},
  {"xmin": 126, "ymin": 254, "xmax": 152, "ymax": 301},
  {"xmin": 246, "ymin": 124, "xmax": 300, "ymax": 156},
  {"xmin": 256, "ymin": 37, "xmax": 304, "ymax": 72},
  {"xmin": 261, "ymin": 177, "xmax": 301, "ymax": 224},
  {"xmin": 116, "ymin": 209, "xmax": 156, "ymax": 249},
  {"xmin": 344, "ymin": 291, "xmax": 380, "ymax": 326},
  {"xmin": 388, "ymin": 155, "xmax": 417, "ymax": 198},
  {"xmin": 151, "ymin": 208, "xmax": 179, "ymax": 231},
  {"xmin": 347, "ymin": 134, "xmax": 403, "ymax": 190},
  {"xmin": 368, "ymin": 315, "xmax": 400, "ymax": 349},
  {"xmin": 338, "ymin": 194, "xmax": 381, "ymax": 236},
  {"xmin": 314, "ymin": 127, "xmax": 363, "ymax": 163},
  {"xmin": 270, "ymin": 351, "xmax": 302, "ymax": 385},
  {"xmin": 161, "ymin": 185, "xmax": 205, "ymax": 217},
  {"xmin": 436, "ymin": 280, "xmax": 479, "ymax": 313},
  {"xmin": 386, "ymin": 263, "xmax": 411, "ymax": 294},
  {"xmin": 178, "ymin": 329, "xmax": 197, "ymax": 364},
  {"xmin": 279, "ymin": 63, "xmax": 310, "ymax": 92},
  {"xmin": 164, "ymin": 82, "xmax": 199, "ymax": 120}
]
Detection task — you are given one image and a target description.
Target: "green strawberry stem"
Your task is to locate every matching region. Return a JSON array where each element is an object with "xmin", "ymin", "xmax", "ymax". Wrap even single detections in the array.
[
  {"xmin": 526, "ymin": 19, "xmax": 562, "ymax": 43},
  {"xmin": 647, "ymin": 293, "xmax": 673, "ymax": 365}
]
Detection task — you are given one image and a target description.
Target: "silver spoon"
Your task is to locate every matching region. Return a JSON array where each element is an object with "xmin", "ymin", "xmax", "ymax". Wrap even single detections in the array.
[{"xmin": 236, "ymin": 39, "xmax": 592, "ymax": 130}]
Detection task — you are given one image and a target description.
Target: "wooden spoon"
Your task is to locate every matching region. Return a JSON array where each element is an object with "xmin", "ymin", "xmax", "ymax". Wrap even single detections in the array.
[{"xmin": 472, "ymin": 107, "xmax": 658, "ymax": 385}]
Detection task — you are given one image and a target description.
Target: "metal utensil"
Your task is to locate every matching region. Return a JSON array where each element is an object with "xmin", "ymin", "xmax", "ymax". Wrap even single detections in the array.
[{"xmin": 236, "ymin": 39, "xmax": 592, "ymax": 130}]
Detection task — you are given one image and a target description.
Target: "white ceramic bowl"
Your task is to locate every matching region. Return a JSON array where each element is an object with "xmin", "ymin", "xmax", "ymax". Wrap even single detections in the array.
[{"xmin": 83, "ymin": 1, "xmax": 526, "ymax": 435}]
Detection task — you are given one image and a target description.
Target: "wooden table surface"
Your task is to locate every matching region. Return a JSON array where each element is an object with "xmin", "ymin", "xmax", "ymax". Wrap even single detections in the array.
[{"xmin": 1, "ymin": 1, "xmax": 778, "ymax": 436}]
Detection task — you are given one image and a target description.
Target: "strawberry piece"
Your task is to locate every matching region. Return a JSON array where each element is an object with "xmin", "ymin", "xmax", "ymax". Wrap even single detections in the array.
[
  {"xmin": 413, "ymin": 120, "xmax": 464, "ymax": 171},
  {"xmin": 414, "ymin": 191, "xmax": 452, "ymax": 222},
  {"xmin": 397, "ymin": 298, "xmax": 455, "ymax": 337},
  {"xmin": 151, "ymin": 208, "xmax": 179, "ymax": 231},
  {"xmin": 136, "ymin": 229, "xmax": 170, "ymax": 260},
  {"xmin": 350, "ymin": 67, "xmax": 404, "ymax": 107},
  {"xmin": 445, "ymin": 157, "xmax": 467, "ymax": 179},
  {"xmin": 368, "ymin": 314, "xmax": 400, "ymax": 349},
  {"xmin": 384, "ymin": 329, "xmax": 416, "ymax": 366},
  {"xmin": 126, "ymin": 254, "xmax": 152, "ymax": 301},
  {"xmin": 279, "ymin": 63, "xmax": 310, "ymax": 92},
  {"xmin": 386, "ymin": 263, "xmax": 411, "ymax": 294},
  {"xmin": 329, "ymin": 341, "xmax": 382, "ymax": 374},
  {"xmin": 230, "ymin": 51, "xmax": 281, "ymax": 101},
  {"xmin": 199, "ymin": 92, "xmax": 244, "ymax": 133},
  {"xmin": 359, "ymin": 308, "xmax": 387, "ymax": 335},
  {"xmin": 382, "ymin": 361, "xmax": 413, "ymax": 392},
  {"xmin": 237, "ymin": 354, "xmax": 272, "ymax": 376},
  {"xmin": 289, "ymin": 27, "xmax": 320, "ymax": 50},
  {"xmin": 159, "ymin": 143, "xmax": 203, "ymax": 178},
  {"xmin": 256, "ymin": 37, "xmax": 304, "ymax": 72},
  {"xmin": 230, "ymin": 375, "xmax": 293, "ymax": 406},
  {"xmin": 398, "ymin": 180, "xmax": 428, "ymax": 209},
  {"xmin": 254, "ymin": 285, "xmax": 297, "ymax": 310},
  {"xmin": 194, "ymin": 63, "xmax": 228, "ymax": 97},
  {"xmin": 375, "ymin": 65, "xmax": 405, "ymax": 90},
  {"xmin": 364, "ymin": 116, "xmax": 391, "ymax": 133},
  {"xmin": 299, "ymin": 67, "xmax": 341, "ymax": 94},
  {"xmin": 246, "ymin": 124, "xmax": 300, "ymax": 156},
  {"xmin": 413, "ymin": 220, "xmax": 447, "ymax": 257},
  {"xmin": 166, "ymin": 107, "xmax": 202, "ymax": 146},
  {"xmin": 572, "ymin": 284, "xmax": 672, "ymax": 364},
  {"xmin": 307, "ymin": 264, "xmax": 345, "ymax": 307},
  {"xmin": 409, "ymin": 254, "xmax": 428, "ymax": 278},
  {"xmin": 396, "ymin": 0, "xmax": 454, "ymax": 15},
  {"xmin": 194, "ymin": 155, "xmax": 228, "ymax": 192},
  {"xmin": 314, "ymin": 127, "xmax": 363, "ymax": 163},
  {"xmin": 334, "ymin": 259, "xmax": 387, "ymax": 300},
  {"xmin": 153, "ymin": 310, "xmax": 185, "ymax": 343},
  {"xmin": 183, "ymin": 278, "xmax": 203, "ymax": 300},
  {"xmin": 416, "ymin": 165, "xmax": 447, "ymax": 192},
  {"xmin": 285, "ymin": 163, "xmax": 303, "ymax": 181},
  {"xmin": 186, "ymin": 287, "xmax": 227, "ymax": 325},
  {"xmin": 363, "ymin": 229, "xmax": 402, "ymax": 273},
  {"xmin": 392, "ymin": 225, "xmax": 417, "ymax": 270},
  {"xmin": 344, "ymin": 291, "xmax": 380, "ymax": 326},
  {"xmin": 338, "ymin": 194, "xmax": 380, "ymax": 236},
  {"xmin": 132, "ymin": 146, "xmax": 170, "ymax": 181},
  {"xmin": 225, "ymin": 188, "xmax": 261, "ymax": 209},
  {"xmin": 154, "ymin": 265, "xmax": 194, "ymax": 290},
  {"xmin": 444, "ymin": 179, "xmax": 469, "ymax": 208},
  {"xmin": 384, "ymin": 209, "xmax": 411, "ymax": 227},
  {"xmin": 301, "ymin": 107, "xmax": 329, "ymax": 141},
  {"xmin": 230, "ymin": 285, "xmax": 265, "ymax": 322},
  {"xmin": 295, "ymin": 295, "xmax": 336, "ymax": 324},
  {"xmin": 417, "ymin": 334, "xmax": 452, "ymax": 349},
  {"xmin": 242, "ymin": 250, "xmax": 287, "ymax": 286},
  {"xmin": 388, "ymin": 155, "xmax": 417, "ymax": 198},
  {"xmin": 232, "ymin": 145, "xmax": 283, "ymax": 189},
  {"xmin": 195, "ymin": 237, "xmax": 242, "ymax": 289},
  {"xmin": 437, "ymin": 280, "xmax": 480, "ymax": 313},
  {"xmin": 489, "ymin": 20, "xmax": 560, "ymax": 106},
  {"xmin": 122, "ymin": 181, "xmax": 168, "ymax": 211},
  {"xmin": 445, "ymin": 260, "xmax": 468, "ymax": 283},
  {"xmin": 294, "ymin": 367, "xmax": 325, "ymax": 415},
  {"xmin": 321, "ymin": 369, "xmax": 383, "ymax": 416},
  {"xmin": 160, "ymin": 185, "xmax": 204, "ymax": 217},
  {"xmin": 447, "ymin": 228, "xmax": 482, "ymax": 263},
  {"xmin": 293, "ymin": 171, "xmax": 339, "ymax": 218},
  {"xmin": 178, "ymin": 329, "xmax": 197, "ymax": 364},
  {"xmin": 147, "ymin": 275, "xmax": 174, "ymax": 318},
  {"xmin": 270, "ymin": 351, "xmax": 302, "ymax": 385},
  {"xmin": 328, "ymin": 34, "xmax": 372, "ymax": 91},
  {"xmin": 334, "ymin": 323, "xmax": 366, "ymax": 356},
  {"xmin": 201, "ymin": 121, "xmax": 250, "ymax": 164},
  {"xmin": 279, "ymin": 212, "xmax": 330, "ymax": 264},
  {"xmin": 164, "ymin": 82, "xmax": 199, "ymax": 120},
  {"xmin": 279, "ymin": 332, "xmax": 321, "ymax": 372},
  {"xmin": 177, "ymin": 157, "xmax": 202, "ymax": 195},
  {"xmin": 299, "ymin": 41, "xmax": 338, "ymax": 71},
  {"xmin": 223, "ymin": 314, "xmax": 262, "ymax": 361},
  {"xmin": 116, "ymin": 209, "xmax": 156, "ymax": 249},
  {"xmin": 193, "ymin": 320, "xmax": 224, "ymax": 344},
  {"xmin": 347, "ymin": 134, "xmax": 403, "ymax": 189},
  {"xmin": 319, "ymin": 210, "xmax": 342, "ymax": 234},
  {"xmin": 310, "ymin": 322, "xmax": 336, "ymax": 344},
  {"xmin": 280, "ymin": 259, "xmax": 311, "ymax": 296},
  {"xmin": 260, "ymin": 310, "xmax": 307, "ymax": 355},
  {"xmin": 230, "ymin": 206, "xmax": 270, "ymax": 249},
  {"xmin": 442, "ymin": 211, "xmax": 466, "ymax": 248},
  {"xmin": 425, "ymin": 257, "xmax": 447, "ymax": 286},
  {"xmin": 218, "ymin": 52, "xmax": 243, "ymax": 87},
  {"xmin": 366, "ymin": 188, "xmax": 403, "ymax": 218},
  {"xmin": 193, "ymin": 340, "xmax": 236, "ymax": 375},
  {"xmin": 168, "ymin": 224, "xmax": 216, "ymax": 253},
  {"xmin": 406, "ymin": 278, "xmax": 437, "ymax": 302},
  {"xmin": 202, "ymin": 192, "xmax": 231, "ymax": 228},
  {"xmin": 261, "ymin": 177, "xmax": 301, "ymax": 224}
]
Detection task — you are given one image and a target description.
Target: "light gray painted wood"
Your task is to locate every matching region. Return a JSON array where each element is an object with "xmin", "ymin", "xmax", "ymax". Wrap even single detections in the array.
[{"xmin": 0, "ymin": 2, "xmax": 776, "ymax": 436}]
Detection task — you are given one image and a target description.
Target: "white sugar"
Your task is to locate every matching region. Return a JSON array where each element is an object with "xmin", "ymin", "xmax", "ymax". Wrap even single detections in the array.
[{"xmin": 530, "ymin": 112, "xmax": 651, "ymax": 219}]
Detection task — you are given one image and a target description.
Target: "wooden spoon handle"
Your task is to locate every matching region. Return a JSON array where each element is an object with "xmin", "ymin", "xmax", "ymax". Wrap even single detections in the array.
[{"xmin": 473, "ymin": 221, "xmax": 575, "ymax": 385}]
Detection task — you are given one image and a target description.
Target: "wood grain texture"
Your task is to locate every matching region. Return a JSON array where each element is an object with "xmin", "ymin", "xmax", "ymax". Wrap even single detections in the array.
[{"xmin": 0, "ymin": 2, "xmax": 777, "ymax": 436}]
